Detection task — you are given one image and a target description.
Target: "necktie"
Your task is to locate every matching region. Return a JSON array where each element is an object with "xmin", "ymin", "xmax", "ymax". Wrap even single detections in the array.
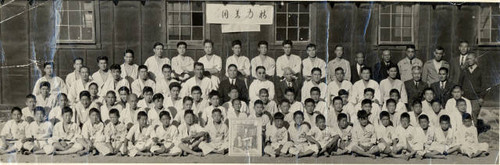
[
  {"xmin": 288, "ymin": 82, "xmax": 292, "ymax": 87},
  {"xmin": 441, "ymin": 82, "xmax": 444, "ymax": 89},
  {"xmin": 231, "ymin": 79, "xmax": 235, "ymax": 85},
  {"xmin": 409, "ymin": 59, "xmax": 413, "ymax": 65},
  {"xmin": 415, "ymin": 81, "xmax": 419, "ymax": 88},
  {"xmin": 461, "ymin": 56, "xmax": 466, "ymax": 66}
]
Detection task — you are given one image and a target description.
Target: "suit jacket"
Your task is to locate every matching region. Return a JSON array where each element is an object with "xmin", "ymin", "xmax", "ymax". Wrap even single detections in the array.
[
  {"xmin": 350, "ymin": 63, "xmax": 363, "ymax": 83},
  {"xmin": 449, "ymin": 55, "xmax": 467, "ymax": 85},
  {"xmin": 373, "ymin": 61, "xmax": 399, "ymax": 82},
  {"xmin": 459, "ymin": 66, "xmax": 489, "ymax": 100},
  {"xmin": 219, "ymin": 77, "xmax": 249, "ymax": 103},
  {"xmin": 275, "ymin": 78, "xmax": 301, "ymax": 102},
  {"xmin": 431, "ymin": 81, "xmax": 455, "ymax": 106},
  {"xmin": 422, "ymin": 60, "xmax": 450, "ymax": 85},
  {"xmin": 404, "ymin": 79, "xmax": 428, "ymax": 106}
]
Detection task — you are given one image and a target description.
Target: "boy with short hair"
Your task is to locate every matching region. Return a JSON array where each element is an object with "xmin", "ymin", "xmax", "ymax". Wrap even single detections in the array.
[
  {"xmin": 122, "ymin": 94, "xmax": 145, "ymax": 129},
  {"xmin": 148, "ymin": 93, "xmax": 168, "ymax": 127},
  {"xmin": 165, "ymin": 82, "xmax": 183, "ymax": 110},
  {"xmin": 310, "ymin": 87, "xmax": 327, "ymax": 115},
  {"xmin": 278, "ymin": 99, "xmax": 294, "ymax": 125},
  {"xmin": 33, "ymin": 62, "xmax": 67, "ymax": 95},
  {"xmin": 66, "ymin": 57, "xmax": 84, "ymax": 88},
  {"xmin": 156, "ymin": 64, "xmax": 179, "ymax": 98},
  {"xmin": 264, "ymin": 112, "xmax": 291, "ymax": 157},
  {"xmin": 89, "ymin": 82, "xmax": 104, "ymax": 104},
  {"xmin": 328, "ymin": 96, "xmax": 350, "ymax": 127},
  {"xmin": 145, "ymin": 42, "xmax": 170, "ymax": 81},
  {"xmin": 376, "ymin": 111, "xmax": 395, "ymax": 158},
  {"xmin": 124, "ymin": 111, "xmax": 155, "ymax": 157},
  {"xmin": 351, "ymin": 99, "xmax": 380, "ymax": 126},
  {"xmin": 227, "ymin": 98, "xmax": 253, "ymax": 120},
  {"xmin": 458, "ymin": 113, "xmax": 489, "ymax": 158},
  {"xmin": 74, "ymin": 91, "xmax": 98, "ymax": 126},
  {"xmin": 384, "ymin": 99, "xmax": 399, "ymax": 127},
  {"xmin": 121, "ymin": 49, "xmax": 139, "ymax": 82},
  {"xmin": 198, "ymin": 39, "xmax": 222, "ymax": 89},
  {"xmin": 23, "ymin": 107, "xmax": 54, "ymax": 155},
  {"xmin": 102, "ymin": 109, "xmax": 128, "ymax": 156},
  {"xmin": 331, "ymin": 113, "xmax": 353, "ymax": 156},
  {"xmin": 428, "ymin": 99, "xmax": 446, "ymax": 128},
  {"xmin": 382, "ymin": 89, "xmax": 407, "ymax": 114},
  {"xmin": 171, "ymin": 42, "xmax": 194, "ymax": 81},
  {"xmin": 36, "ymin": 81, "xmax": 56, "ymax": 110},
  {"xmin": 49, "ymin": 93, "xmax": 71, "ymax": 125},
  {"xmin": 307, "ymin": 114, "xmax": 339, "ymax": 157},
  {"xmin": 201, "ymin": 91, "xmax": 226, "ymax": 127},
  {"xmin": 22, "ymin": 94, "xmax": 37, "ymax": 123},
  {"xmin": 250, "ymin": 88, "xmax": 277, "ymax": 115},
  {"xmin": 251, "ymin": 41, "xmax": 276, "ymax": 78},
  {"xmin": 92, "ymin": 56, "xmax": 111, "ymax": 88},
  {"xmin": 350, "ymin": 110, "xmax": 378, "ymax": 159},
  {"xmin": 51, "ymin": 107, "xmax": 84, "ymax": 155},
  {"xmin": 303, "ymin": 98, "xmax": 319, "ymax": 127},
  {"xmin": 99, "ymin": 64, "xmax": 130, "ymax": 97},
  {"xmin": 132, "ymin": 65, "xmax": 156, "ymax": 97},
  {"xmin": 284, "ymin": 88, "xmax": 304, "ymax": 113},
  {"xmin": 199, "ymin": 109, "xmax": 229, "ymax": 156},
  {"xmin": 138, "ymin": 87, "xmax": 154, "ymax": 109},
  {"xmin": 191, "ymin": 86, "xmax": 210, "ymax": 114},
  {"xmin": 428, "ymin": 115, "xmax": 461, "ymax": 156},
  {"xmin": 117, "ymin": 86, "xmax": 130, "ymax": 106},
  {"xmin": 392, "ymin": 112, "xmax": 422, "ymax": 160},
  {"xmin": 288, "ymin": 111, "xmax": 318, "ymax": 158},
  {"xmin": 150, "ymin": 111, "xmax": 182, "ymax": 156},
  {"xmin": 172, "ymin": 96, "xmax": 196, "ymax": 126},
  {"xmin": 78, "ymin": 108, "xmax": 107, "ymax": 156},
  {"xmin": 409, "ymin": 100, "xmax": 424, "ymax": 127},
  {"xmin": 253, "ymin": 100, "xmax": 272, "ymax": 128},
  {"xmin": 100, "ymin": 91, "xmax": 124, "ymax": 124},
  {"xmin": 178, "ymin": 110, "xmax": 207, "ymax": 156},
  {"xmin": 415, "ymin": 114, "xmax": 445, "ymax": 159},
  {"xmin": 0, "ymin": 107, "xmax": 28, "ymax": 154},
  {"xmin": 226, "ymin": 40, "xmax": 251, "ymax": 78}
]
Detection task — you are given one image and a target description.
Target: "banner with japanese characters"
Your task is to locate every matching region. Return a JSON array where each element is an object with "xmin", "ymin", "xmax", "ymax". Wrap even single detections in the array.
[{"xmin": 206, "ymin": 4, "xmax": 274, "ymax": 25}]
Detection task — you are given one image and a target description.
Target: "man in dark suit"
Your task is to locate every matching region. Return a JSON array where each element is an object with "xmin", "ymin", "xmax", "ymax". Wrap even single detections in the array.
[
  {"xmin": 404, "ymin": 66, "xmax": 428, "ymax": 108},
  {"xmin": 219, "ymin": 64, "xmax": 248, "ymax": 103},
  {"xmin": 431, "ymin": 67, "xmax": 455, "ymax": 107},
  {"xmin": 373, "ymin": 49, "xmax": 400, "ymax": 82},
  {"xmin": 459, "ymin": 53, "xmax": 489, "ymax": 126},
  {"xmin": 449, "ymin": 41, "xmax": 470, "ymax": 84},
  {"xmin": 276, "ymin": 67, "xmax": 301, "ymax": 102},
  {"xmin": 350, "ymin": 52, "xmax": 366, "ymax": 83}
]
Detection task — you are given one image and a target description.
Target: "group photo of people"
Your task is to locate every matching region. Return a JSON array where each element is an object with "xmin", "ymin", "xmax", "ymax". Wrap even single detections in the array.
[
  {"xmin": 0, "ymin": 38, "xmax": 492, "ymax": 160},
  {"xmin": 0, "ymin": 0, "xmax": 498, "ymax": 164}
]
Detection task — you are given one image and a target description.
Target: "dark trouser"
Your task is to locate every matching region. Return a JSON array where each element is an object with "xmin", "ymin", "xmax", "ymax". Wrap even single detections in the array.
[{"xmin": 471, "ymin": 99, "xmax": 481, "ymax": 127}]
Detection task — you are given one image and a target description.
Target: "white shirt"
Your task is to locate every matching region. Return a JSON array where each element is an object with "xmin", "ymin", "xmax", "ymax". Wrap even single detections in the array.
[
  {"xmin": 327, "ymin": 58, "xmax": 350, "ymax": 81},
  {"xmin": 379, "ymin": 78, "xmax": 408, "ymax": 104},
  {"xmin": 171, "ymin": 55, "xmax": 194, "ymax": 75},
  {"xmin": 68, "ymin": 79, "xmax": 94, "ymax": 104},
  {"xmin": 432, "ymin": 59, "xmax": 443, "ymax": 73},
  {"xmin": 155, "ymin": 78, "xmax": 178, "ymax": 98},
  {"xmin": 99, "ymin": 78, "xmax": 130, "ymax": 97},
  {"xmin": 92, "ymin": 71, "xmax": 111, "ymax": 88},
  {"xmin": 302, "ymin": 57, "xmax": 327, "ymax": 79},
  {"xmin": 276, "ymin": 54, "xmax": 301, "ymax": 77},
  {"xmin": 131, "ymin": 79, "xmax": 156, "ymax": 97},
  {"xmin": 301, "ymin": 81, "xmax": 327, "ymax": 102},
  {"xmin": 226, "ymin": 55, "xmax": 251, "ymax": 77},
  {"xmin": 144, "ymin": 56, "xmax": 170, "ymax": 80},
  {"xmin": 33, "ymin": 76, "xmax": 68, "ymax": 96},
  {"xmin": 326, "ymin": 80, "xmax": 352, "ymax": 102},
  {"xmin": 348, "ymin": 79, "xmax": 381, "ymax": 105},
  {"xmin": 248, "ymin": 80, "xmax": 275, "ymax": 101},
  {"xmin": 180, "ymin": 76, "xmax": 214, "ymax": 100},
  {"xmin": 121, "ymin": 63, "xmax": 139, "ymax": 80},
  {"xmin": 65, "ymin": 71, "xmax": 79, "ymax": 89},
  {"xmin": 251, "ymin": 55, "xmax": 276, "ymax": 78},
  {"xmin": 198, "ymin": 54, "xmax": 222, "ymax": 73}
]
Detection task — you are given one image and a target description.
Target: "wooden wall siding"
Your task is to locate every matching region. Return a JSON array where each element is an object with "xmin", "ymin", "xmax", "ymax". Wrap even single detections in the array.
[{"xmin": 0, "ymin": 1, "xmax": 499, "ymax": 106}]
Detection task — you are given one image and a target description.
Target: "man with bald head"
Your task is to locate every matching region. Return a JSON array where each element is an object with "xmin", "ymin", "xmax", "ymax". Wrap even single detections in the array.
[
  {"xmin": 404, "ymin": 66, "xmax": 428, "ymax": 108},
  {"xmin": 459, "ymin": 53, "xmax": 490, "ymax": 126},
  {"xmin": 276, "ymin": 67, "xmax": 301, "ymax": 102}
]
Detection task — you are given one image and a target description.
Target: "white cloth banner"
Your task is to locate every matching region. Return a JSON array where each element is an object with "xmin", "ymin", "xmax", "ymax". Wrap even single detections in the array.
[
  {"xmin": 206, "ymin": 4, "xmax": 274, "ymax": 25},
  {"xmin": 221, "ymin": 24, "xmax": 260, "ymax": 33}
]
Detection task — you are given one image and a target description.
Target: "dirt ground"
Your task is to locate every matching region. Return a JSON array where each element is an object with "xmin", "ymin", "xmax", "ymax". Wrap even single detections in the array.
[{"xmin": 0, "ymin": 107, "xmax": 497, "ymax": 164}]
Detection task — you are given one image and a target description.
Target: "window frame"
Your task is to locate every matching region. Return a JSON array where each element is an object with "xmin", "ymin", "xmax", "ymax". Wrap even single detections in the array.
[
  {"xmin": 478, "ymin": 5, "xmax": 500, "ymax": 46},
  {"xmin": 56, "ymin": 0, "xmax": 100, "ymax": 49},
  {"xmin": 274, "ymin": 2, "xmax": 315, "ymax": 45},
  {"xmin": 377, "ymin": 3, "xmax": 417, "ymax": 45},
  {"xmin": 56, "ymin": 1, "xmax": 97, "ymax": 44},
  {"xmin": 165, "ymin": 1, "xmax": 209, "ymax": 48}
]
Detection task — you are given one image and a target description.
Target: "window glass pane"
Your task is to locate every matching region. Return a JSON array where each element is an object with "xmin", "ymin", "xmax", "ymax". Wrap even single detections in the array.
[
  {"xmin": 380, "ymin": 28, "xmax": 391, "ymax": 41},
  {"xmin": 83, "ymin": 2, "xmax": 93, "ymax": 11},
  {"xmin": 192, "ymin": 13, "xmax": 203, "ymax": 26},
  {"xmin": 192, "ymin": 2, "xmax": 203, "ymax": 11},
  {"xmin": 276, "ymin": 28, "xmax": 287, "ymax": 41},
  {"xmin": 492, "ymin": 16, "xmax": 500, "ymax": 28},
  {"xmin": 69, "ymin": 11, "xmax": 82, "ymax": 25},
  {"xmin": 380, "ymin": 14, "xmax": 390, "ymax": 27},
  {"xmin": 492, "ymin": 6, "xmax": 500, "ymax": 15},
  {"xmin": 298, "ymin": 2, "xmax": 308, "ymax": 12},
  {"xmin": 61, "ymin": 11, "xmax": 68, "ymax": 25},
  {"xmin": 492, "ymin": 30, "xmax": 499, "ymax": 42},
  {"xmin": 180, "ymin": 2, "xmax": 190, "ymax": 11},
  {"xmin": 181, "ymin": 27, "xmax": 191, "ymax": 40},
  {"xmin": 83, "ymin": 11, "xmax": 93, "ymax": 27},
  {"xmin": 82, "ymin": 27, "xmax": 93, "ymax": 40},
  {"xmin": 192, "ymin": 27, "xmax": 203, "ymax": 40},
  {"xmin": 173, "ymin": 2, "xmax": 181, "ymax": 11},
  {"xmin": 402, "ymin": 28, "xmax": 412, "ymax": 41},
  {"xmin": 181, "ymin": 13, "xmax": 191, "ymax": 25},
  {"xmin": 288, "ymin": 3, "xmax": 298, "ymax": 12},
  {"xmin": 69, "ymin": 27, "xmax": 81, "ymax": 40},
  {"xmin": 380, "ymin": 5, "xmax": 391, "ymax": 13},
  {"xmin": 68, "ymin": 1, "xmax": 80, "ymax": 10},
  {"xmin": 403, "ymin": 14, "xmax": 412, "ymax": 27},
  {"xmin": 480, "ymin": 29, "xmax": 490, "ymax": 43},
  {"xmin": 299, "ymin": 14, "xmax": 309, "ymax": 27},
  {"xmin": 392, "ymin": 15, "xmax": 401, "ymax": 27},
  {"xmin": 277, "ymin": 5, "xmax": 286, "ymax": 12},
  {"xmin": 276, "ymin": 14, "xmax": 286, "ymax": 27},
  {"xmin": 393, "ymin": 5, "xmax": 403, "ymax": 13},
  {"xmin": 288, "ymin": 14, "xmax": 298, "ymax": 26},
  {"xmin": 173, "ymin": 13, "xmax": 180, "ymax": 25},
  {"xmin": 167, "ymin": 13, "xmax": 175, "ymax": 25},
  {"xmin": 167, "ymin": 2, "xmax": 174, "ymax": 11},
  {"xmin": 169, "ymin": 27, "xmax": 179, "ymax": 40},
  {"xmin": 59, "ymin": 26, "xmax": 69, "ymax": 40},
  {"xmin": 403, "ymin": 5, "xmax": 412, "ymax": 13},
  {"xmin": 392, "ymin": 28, "xmax": 401, "ymax": 41},
  {"xmin": 299, "ymin": 28, "xmax": 309, "ymax": 41},
  {"xmin": 288, "ymin": 28, "xmax": 298, "ymax": 41}
]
